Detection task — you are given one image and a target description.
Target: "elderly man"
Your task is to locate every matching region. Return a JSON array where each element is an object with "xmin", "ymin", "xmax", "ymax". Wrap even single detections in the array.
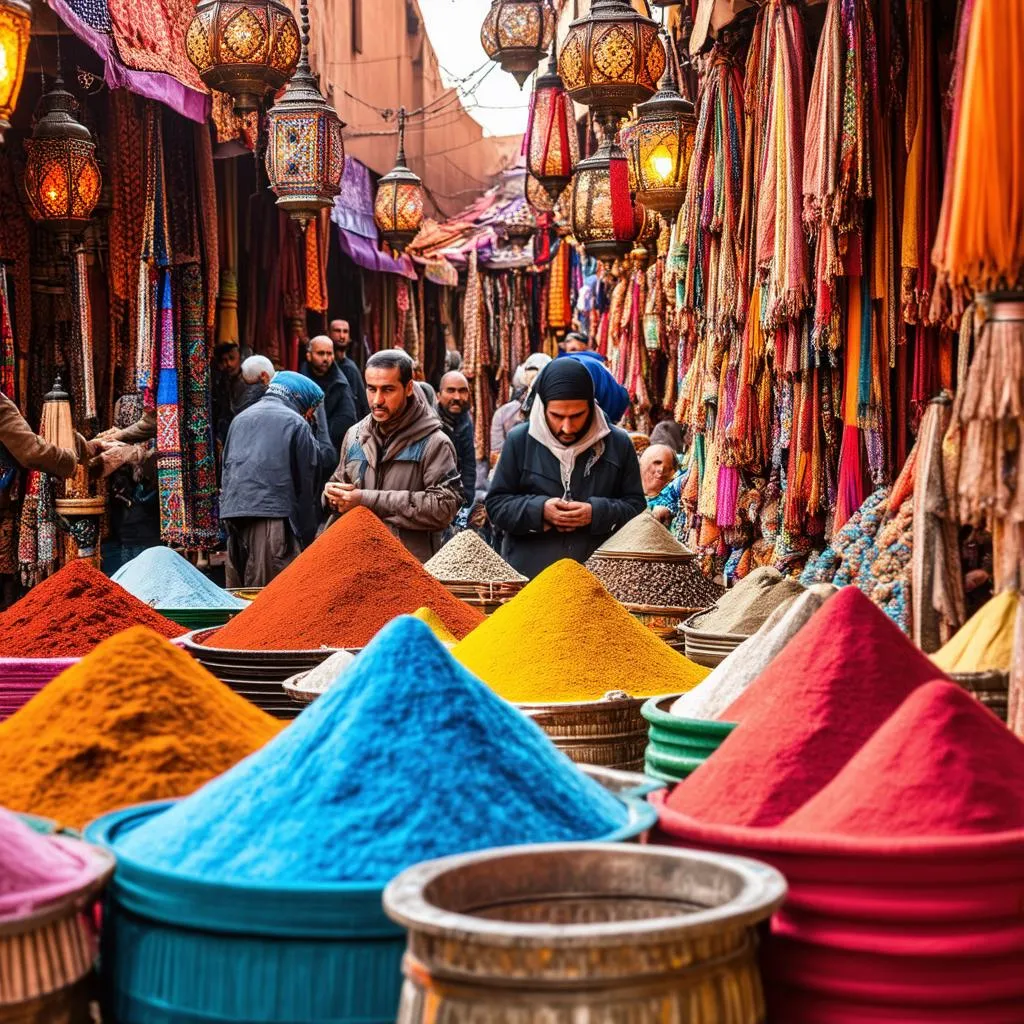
[
  {"xmin": 236, "ymin": 354, "xmax": 275, "ymax": 412},
  {"xmin": 329, "ymin": 318, "xmax": 369, "ymax": 419},
  {"xmin": 437, "ymin": 370, "xmax": 475, "ymax": 509},
  {"xmin": 220, "ymin": 371, "xmax": 325, "ymax": 587},
  {"xmin": 487, "ymin": 359, "xmax": 645, "ymax": 578},
  {"xmin": 640, "ymin": 444, "xmax": 679, "ymax": 527},
  {"xmin": 302, "ymin": 335, "xmax": 357, "ymax": 451},
  {"xmin": 324, "ymin": 349, "xmax": 461, "ymax": 560}
]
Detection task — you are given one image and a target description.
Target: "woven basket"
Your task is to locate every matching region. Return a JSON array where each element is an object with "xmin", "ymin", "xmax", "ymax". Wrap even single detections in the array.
[
  {"xmin": 950, "ymin": 669, "xmax": 1009, "ymax": 722},
  {"xmin": 623, "ymin": 604, "xmax": 709, "ymax": 641},
  {"xmin": 439, "ymin": 579, "xmax": 524, "ymax": 613}
]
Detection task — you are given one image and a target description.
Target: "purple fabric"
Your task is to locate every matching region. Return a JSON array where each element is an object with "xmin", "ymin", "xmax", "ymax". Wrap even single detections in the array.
[
  {"xmin": 48, "ymin": 0, "xmax": 210, "ymax": 124},
  {"xmin": 338, "ymin": 229, "xmax": 417, "ymax": 280}
]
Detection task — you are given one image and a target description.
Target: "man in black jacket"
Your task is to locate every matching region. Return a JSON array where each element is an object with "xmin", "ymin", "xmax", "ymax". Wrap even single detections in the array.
[
  {"xmin": 437, "ymin": 370, "xmax": 476, "ymax": 510},
  {"xmin": 330, "ymin": 318, "xmax": 370, "ymax": 419},
  {"xmin": 486, "ymin": 359, "xmax": 645, "ymax": 579},
  {"xmin": 302, "ymin": 335, "xmax": 358, "ymax": 453}
]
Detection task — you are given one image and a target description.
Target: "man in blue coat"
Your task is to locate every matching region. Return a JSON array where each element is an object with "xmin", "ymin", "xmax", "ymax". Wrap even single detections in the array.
[{"xmin": 486, "ymin": 359, "xmax": 645, "ymax": 579}]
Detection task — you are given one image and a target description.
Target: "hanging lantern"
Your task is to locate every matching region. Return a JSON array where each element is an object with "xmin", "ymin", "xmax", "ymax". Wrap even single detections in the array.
[
  {"xmin": 502, "ymin": 198, "xmax": 537, "ymax": 250},
  {"xmin": 0, "ymin": 0, "xmax": 30, "ymax": 143},
  {"xmin": 526, "ymin": 43, "xmax": 578, "ymax": 203},
  {"xmin": 558, "ymin": 0, "xmax": 664, "ymax": 117},
  {"xmin": 621, "ymin": 33, "xmax": 696, "ymax": 216},
  {"xmin": 569, "ymin": 129, "xmax": 637, "ymax": 263},
  {"xmin": 186, "ymin": 0, "xmax": 300, "ymax": 114},
  {"xmin": 481, "ymin": 0, "xmax": 554, "ymax": 88},
  {"xmin": 23, "ymin": 75, "xmax": 102, "ymax": 248},
  {"xmin": 264, "ymin": 0, "xmax": 344, "ymax": 227},
  {"xmin": 374, "ymin": 107, "xmax": 424, "ymax": 252},
  {"xmin": 526, "ymin": 171, "xmax": 557, "ymax": 214},
  {"xmin": 629, "ymin": 199, "xmax": 659, "ymax": 262}
]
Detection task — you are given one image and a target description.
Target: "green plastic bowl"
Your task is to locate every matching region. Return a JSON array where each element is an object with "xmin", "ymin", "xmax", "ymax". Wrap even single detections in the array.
[{"xmin": 641, "ymin": 695, "xmax": 736, "ymax": 783}]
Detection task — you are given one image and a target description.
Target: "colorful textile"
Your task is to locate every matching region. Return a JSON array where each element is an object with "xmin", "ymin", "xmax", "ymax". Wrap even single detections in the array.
[
  {"xmin": 105, "ymin": 0, "xmax": 207, "ymax": 94},
  {"xmin": 0, "ymin": 266, "xmax": 15, "ymax": 402}
]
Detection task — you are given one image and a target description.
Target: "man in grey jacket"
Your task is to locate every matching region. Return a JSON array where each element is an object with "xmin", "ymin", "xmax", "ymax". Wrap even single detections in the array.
[{"xmin": 323, "ymin": 349, "xmax": 461, "ymax": 561}]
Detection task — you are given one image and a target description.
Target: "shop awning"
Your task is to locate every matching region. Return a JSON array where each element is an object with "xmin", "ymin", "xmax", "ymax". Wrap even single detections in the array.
[
  {"xmin": 49, "ymin": 0, "xmax": 209, "ymax": 123},
  {"xmin": 331, "ymin": 157, "xmax": 417, "ymax": 280}
]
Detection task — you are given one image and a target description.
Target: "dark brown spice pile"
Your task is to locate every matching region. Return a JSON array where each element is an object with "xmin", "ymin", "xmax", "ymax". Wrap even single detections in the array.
[{"xmin": 585, "ymin": 555, "xmax": 723, "ymax": 608}]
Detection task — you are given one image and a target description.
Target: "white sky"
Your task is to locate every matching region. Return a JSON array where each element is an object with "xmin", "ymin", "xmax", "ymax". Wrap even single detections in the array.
[{"xmin": 418, "ymin": 0, "xmax": 535, "ymax": 138}]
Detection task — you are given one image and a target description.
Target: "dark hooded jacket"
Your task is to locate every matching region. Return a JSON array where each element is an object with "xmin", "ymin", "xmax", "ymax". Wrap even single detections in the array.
[
  {"xmin": 219, "ymin": 390, "xmax": 322, "ymax": 547},
  {"xmin": 337, "ymin": 354, "xmax": 370, "ymax": 419},
  {"xmin": 302, "ymin": 361, "xmax": 358, "ymax": 451},
  {"xmin": 438, "ymin": 406, "xmax": 476, "ymax": 508}
]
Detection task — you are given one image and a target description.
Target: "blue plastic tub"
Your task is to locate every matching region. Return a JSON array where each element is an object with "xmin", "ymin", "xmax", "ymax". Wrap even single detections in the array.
[{"xmin": 86, "ymin": 794, "xmax": 656, "ymax": 1024}]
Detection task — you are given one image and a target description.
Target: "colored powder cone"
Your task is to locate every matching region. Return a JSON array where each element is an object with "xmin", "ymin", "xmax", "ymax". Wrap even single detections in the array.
[
  {"xmin": 118, "ymin": 617, "xmax": 628, "ymax": 884},
  {"xmin": 211, "ymin": 508, "xmax": 483, "ymax": 651},
  {"xmin": 412, "ymin": 607, "xmax": 457, "ymax": 644},
  {"xmin": 666, "ymin": 588, "xmax": 950, "ymax": 827},
  {"xmin": 932, "ymin": 590, "xmax": 1017, "ymax": 674},
  {"xmin": 454, "ymin": 559, "xmax": 709, "ymax": 703},
  {"xmin": 0, "ymin": 627, "xmax": 281, "ymax": 829},
  {"xmin": 112, "ymin": 547, "xmax": 248, "ymax": 611},
  {"xmin": 782, "ymin": 681, "xmax": 1024, "ymax": 838}
]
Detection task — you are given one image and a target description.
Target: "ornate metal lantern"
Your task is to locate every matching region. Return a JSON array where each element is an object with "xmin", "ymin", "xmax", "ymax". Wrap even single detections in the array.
[
  {"xmin": 526, "ymin": 44, "xmax": 578, "ymax": 203},
  {"xmin": 374, "ymin": 108, "xmax": 424, "ymax": 252},
  {"xmin": 526, "ymin": 171, "xmax": 556, "ymax": 214},
  {"xmin": 0, "ymin": 0, "xmax": 30, "ymax": 142},
  {"xmin": 569, "ymin": 130, "xmax": 637, "ymax": 263},
  {"xmin": 558, "ymin": 0, "xmax": 664, "ymax": 117},
  {"xmin": 264, "ymin": 0, "xmax": 344, "ymax": 227},
  {"xmin": 621, "ymin": 35, "xmax": 695, "ymax": 216},
  {"xmin": 481, "ymin": 0, "xmax": 554, "ymax": 88},
  {"xmin": 502, "ymin": 197, "xmax": 537, "ymax": 250},
  {"xmin": 186, "ymin": 0, "xmax": 300, "ymax": 114},
  {"xmin": 23, "ymin": 75, "xmax": 102, "ymax": 247}
]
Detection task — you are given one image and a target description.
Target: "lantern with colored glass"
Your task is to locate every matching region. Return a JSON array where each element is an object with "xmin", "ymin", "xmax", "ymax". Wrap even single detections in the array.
[
  {"xmin": 23, "ymin": 75, "xmax": 102, "ymax": 248},
  {"xmin": 481, "ymin": 0, "xmax": 554, "ymax": 88},
  {"xmin": 186, "ymin": 0, "xmax": 300, "ymax": 114},
  {"xmin": 264, "ymin": 0, "xmax": 344, "ymax": 227},
  {"xmin": 0, "ymin": 0, "xmax": 30, "ymax": 143},
  {"xmin": 502, "ymin": 198, "xmax": 537, "ymax": 251},
  {"xmin": 526, "ymin": 172, "xmax": 557, "ymax": 214},
  {"xmin": 558, "ymin": 0, "xmax": 664, "ymax": 117},
  {"xmin": 526, "ymin": 43, "xmax": 578, "ymax": 204},
  {"xmin": 374, "ymin": 108, "xmax": 424, "ymax": 252},
  {"xmin": 569, "ymin": 124, "xmax": 637, "ymax": 263},
  {"xmin": 621, "ymin": 35, "xmax": 695, "ymax": 217}
]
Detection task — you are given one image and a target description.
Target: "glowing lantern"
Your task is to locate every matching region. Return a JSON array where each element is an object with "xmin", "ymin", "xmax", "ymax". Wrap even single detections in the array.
[
  {"xmin": 374, "ymin": 107, "xmax": 424, "ymax": 252},
  {"xmin": 186, "ymin": 0, "xmax": 300, "ymax": 114},
  {"xmin": 0, "ymin": 0, "xmax": 29, "ymax": 143},
  {"xmin": 569, "ymin": 131, "xmax": 637, "ymax": 263},
  {"xmin": 481, "ymin": 0, "xmax": 554, "ymax": 88},
  {"xmin": 23, "ymin": 75, "xmax": 102, "ymax": 247}
]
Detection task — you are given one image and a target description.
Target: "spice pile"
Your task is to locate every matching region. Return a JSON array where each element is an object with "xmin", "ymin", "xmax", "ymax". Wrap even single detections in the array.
[
  {"xmin": 286, "ymin": 649, "xmax": 357, "ymax": 696},
  {"xmin": 412, "ymin": 606, "xmax": 457, "ymax": 644},
  {"xmin": 0, "ymin": 805, "xmax": 109, "ymax": 919},
  {"xmin": 454, "ymin": 559, "xmax": 709, "ymax": 703},
  {"xmin": 112, "ymin": 547, "xmax": 248, "ymax": 610},
  {"xmin": 672, "ymin": 585, "xmax": 837, "ymax": 720},
  {"xmin": 212, "ymin": 508, "xmax": 483, "ymax": 651},
  {"xmin": 119, "ymin": 617, "xmax": 628, "ymax": 883},
  {"xmin": 585, "ymin": 512, "xmax": 723, "ymax": 608},
  {"xmin": 690, "ymin": 566, "xmax": 805, "ymax": 637},
  {"xmin": 0, "ymin": 627, "xmax": 281, "ymax": 828},
  {"xmin": 667, "ymin": 588, "xmax": 949, "ymax": 827},
  {"xmin": 424, "ymin": 530, "xmax": 526, "ymax": 583},
  {"xmin": 782, "ymin": 681, "xmax": 1024, "ymax": 838},
  {"xmin": 932, "ymin": 590, "xmax": 1017, "ymax": 674},
  {"xmin": 0, "ymin": 560, "xmax": 184, "ymax": 657}
]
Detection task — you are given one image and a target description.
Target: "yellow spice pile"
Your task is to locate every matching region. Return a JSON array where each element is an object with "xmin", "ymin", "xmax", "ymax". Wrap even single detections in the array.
[{"xmin": 454, "ymin": 559, "xmax": 709, "ymax": 703}]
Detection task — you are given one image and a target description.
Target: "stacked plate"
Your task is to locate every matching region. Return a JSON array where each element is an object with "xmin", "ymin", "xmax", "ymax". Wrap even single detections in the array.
[
  {"xmin": 181, "ymin": 629, "xmax": 343, "ymax": 719},
  {"xmin": 678, "ymin": 615, "xmax": 746, "ymax": 668}
]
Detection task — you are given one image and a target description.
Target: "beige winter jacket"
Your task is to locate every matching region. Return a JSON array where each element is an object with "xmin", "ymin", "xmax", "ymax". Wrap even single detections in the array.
[
  {"xmin": 326, "ymin": 384, "xmax": 461, "ymax": 561},
  {"xmin": 0, "ymin": 392, "xmax": 84, "ymax": 478}
]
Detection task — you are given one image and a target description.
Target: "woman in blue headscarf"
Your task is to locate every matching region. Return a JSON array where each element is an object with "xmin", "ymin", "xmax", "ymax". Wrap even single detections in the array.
[{"xmin": 220, "ymin": 369, "xmax": 327, "ymax": 587}]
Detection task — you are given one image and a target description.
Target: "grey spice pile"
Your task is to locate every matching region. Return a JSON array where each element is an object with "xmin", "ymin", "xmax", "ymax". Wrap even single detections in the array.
[
  {"xmin": 691, "ymin": 566, "xmax": 806, "ymax": 636},
  {"xmin": 585, "ymin": 556, "xmax": 724, "ymax": 609},
  {"xmin": 424, "ymin": 530, "xmax": 526, "ymax": 584}
]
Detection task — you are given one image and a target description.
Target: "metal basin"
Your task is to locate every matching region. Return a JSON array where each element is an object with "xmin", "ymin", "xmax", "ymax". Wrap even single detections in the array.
[{"xmin": 384, "ymin": 842, "xmax": 786, "ymax": 1023}]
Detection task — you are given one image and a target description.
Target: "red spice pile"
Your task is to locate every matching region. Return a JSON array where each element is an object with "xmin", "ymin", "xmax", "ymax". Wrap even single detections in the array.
[
  {"xmin": 783, "ymin": 681, "xmax": 1024, "ymax": 837},
  {"xmin": 212, "ymin": 508, "xmax": 484, "ymax": 651},
  {"xmin": 667, "ymin": 587, "xmax": 948, "ymax": 827},
  {"xmin": 0, "ymin": 560, "xmax": 185, "ymax": 657}
]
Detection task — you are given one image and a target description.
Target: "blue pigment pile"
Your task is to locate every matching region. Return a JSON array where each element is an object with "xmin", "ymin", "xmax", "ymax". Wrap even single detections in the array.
[
  {"xmin": 118, "ymin": 616, "xmax": 628, "ymax": 883},
  {"xmin": 112, "ymin": 547, "xmax": 248, "ymax": 610}
]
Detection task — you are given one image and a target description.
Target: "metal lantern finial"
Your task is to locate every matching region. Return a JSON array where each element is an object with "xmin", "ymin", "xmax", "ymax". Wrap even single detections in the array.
[
  {"xmin": 23, "ymin": 71, "xmax": 102, "ymax": 248},
  {"xmin": 621, "ymin": 29, "xmax": 696, "ymax": 217},
  {"xmin": 481, "ymin": 0, "xmax": 555, "ymax": 88},
  {"xmin": 374, "ymin": 107, "xmax": 424, "ymax": 253},
  {"xmin": 264, "ymin": 0, "xmax": 344, "ymax": 227},
  {"xmin": 0, "ymin": 0, "xmax": 30, "ymax": 143},
  {"xmin": 186, "ymin": 0, "xmax": 300, "ymax": 114},
  {"xmin": 558, "ymin": 0, "xmax": 664, "ymax": 118},
  {"xmin": 525, "ymin": 41, "xmax": 579, "ymax": 204}
]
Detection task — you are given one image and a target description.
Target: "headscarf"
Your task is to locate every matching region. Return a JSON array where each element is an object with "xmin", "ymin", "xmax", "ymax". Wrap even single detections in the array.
[
  {"xmin": 560, "ymin": 351, "xmax": 630, "ymax": 423},
  {"xmin": 529, "ymin": 360, "xmax": 610, "ymax": 498},
  {"xmin": 266, "ymin": 370, "xmax": 324, "ymax": 417},
  {"xmin": 650, "ymin": 419, "xmax": 687, "ymax": 454},
  {"xmin": 523, "ymin": 352, "xmax": 553, "ymax": 374}
]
